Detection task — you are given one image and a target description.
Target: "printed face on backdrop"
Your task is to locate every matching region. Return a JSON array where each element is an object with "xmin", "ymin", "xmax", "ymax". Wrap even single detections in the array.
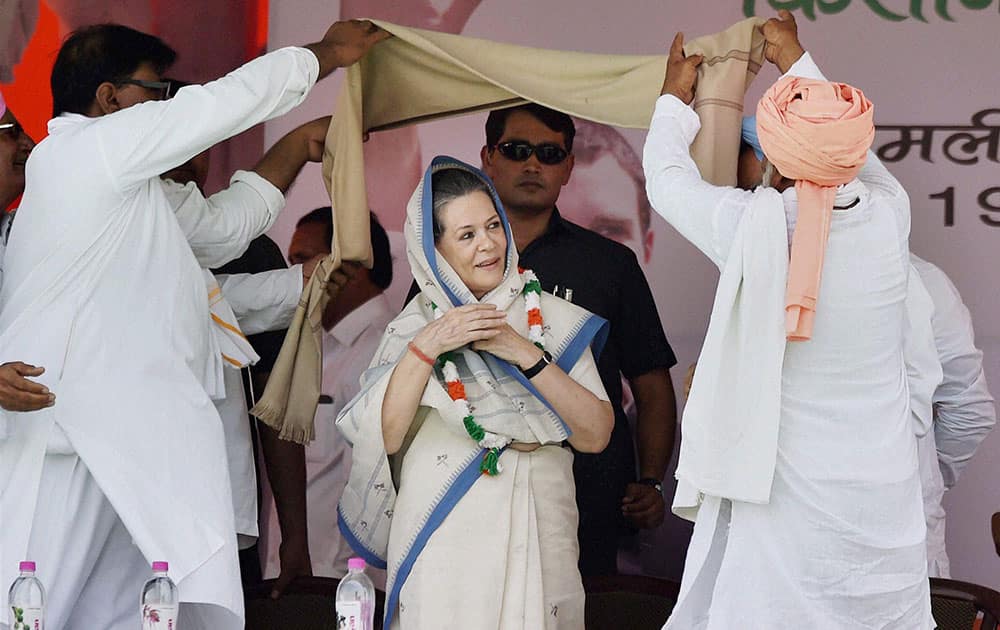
[
  {"xmin": 0, "ymin": 108, "xmax": 35, "ymax": 207},
  {"xmin": 435, "ymin": 190, "xmax": 507, "ymax": 299},
  {"xmin": 558, "ymin": 121, "xmax": 654, "ymax": 265},
  {"xmin": 481, "ymin": 110, "xmax": 574, "ymax": 216},
  {"xmin": 560, "ymin": 153, "xmax": 653, "ymax": 265}
]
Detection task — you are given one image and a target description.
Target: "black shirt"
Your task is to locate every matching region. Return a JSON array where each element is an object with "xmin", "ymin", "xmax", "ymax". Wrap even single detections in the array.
[{"xmin": 518, "ymin": 209, "xmax": 676, "ymax": 574}]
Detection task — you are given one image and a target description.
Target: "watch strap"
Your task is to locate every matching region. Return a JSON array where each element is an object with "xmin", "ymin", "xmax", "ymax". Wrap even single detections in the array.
[
  {"xmin": 637, "ymin": 477, "xmax": 663, "ymax": 493},
  {"xmin": 521, "ymin": 350, "xmax": 553, "ymax": 379}
]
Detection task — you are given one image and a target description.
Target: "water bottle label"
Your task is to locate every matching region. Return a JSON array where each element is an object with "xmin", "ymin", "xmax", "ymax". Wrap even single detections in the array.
[
  {"xmin": 141, "ymin": 603, "xmax": 178, "ymax": 630},
  {"xmin": 10, "ymin": 606, "xmax": 42, "ymax": 630},
  {"xmin": 336, "ymin": 600, "xmax": 362, "ymax": 629}
]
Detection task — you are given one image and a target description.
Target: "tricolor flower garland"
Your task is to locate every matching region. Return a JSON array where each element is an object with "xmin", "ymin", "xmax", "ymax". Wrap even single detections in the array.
[
  {"xmin": 522, "ymin": 268, "xmax": 544, "ymax": 349},
  {"xmin": 433, "ymin": 268, "xmax": 545, "ymax": 476}
]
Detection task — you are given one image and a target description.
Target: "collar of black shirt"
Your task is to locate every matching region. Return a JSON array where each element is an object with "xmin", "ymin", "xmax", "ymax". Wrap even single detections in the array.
[{"xmin": 521, "ymin": 205, "xmax": 569, "ymax": 256}]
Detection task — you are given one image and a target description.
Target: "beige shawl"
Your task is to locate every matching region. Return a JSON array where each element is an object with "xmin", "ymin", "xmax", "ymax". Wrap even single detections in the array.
[{"xmin": 252, "ymin": 18, "xmax": 766, "ymax": 443}]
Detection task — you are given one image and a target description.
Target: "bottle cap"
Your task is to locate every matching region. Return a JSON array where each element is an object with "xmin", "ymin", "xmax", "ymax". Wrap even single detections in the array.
[
  {"xmin": 347, "ymin": 558, "xmax": 366, "ymax": 571},
  {"xmin": 18, "ymin": 561, "xmax": 35, "ymax": 572},
  {"xmin": 151, "ymin": 561, "xmax": 169, "ymax": 572}
]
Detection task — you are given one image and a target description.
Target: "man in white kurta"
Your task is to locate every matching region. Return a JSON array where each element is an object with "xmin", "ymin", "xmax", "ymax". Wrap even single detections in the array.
[
  {"xmin": 0, "ymin": 20, "xmax": 387, "ymax": 630},
  {"xmin": 261, "ymin": 210, "xmax": 395, "ymax": 586},
  {"xmin": 910, "ymin": 254, "xmax": 996, "ymax": 577},
  {"xmin": 644, "ymin": 18, "xmax": 933, "ymax": 629},
  {"xmin": 738, "ymin": 110, "xmax": 994, "ymax": 579}
]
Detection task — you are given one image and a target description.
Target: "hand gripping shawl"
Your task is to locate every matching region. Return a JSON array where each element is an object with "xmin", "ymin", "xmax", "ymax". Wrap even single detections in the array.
[
  {"xmin": 252, "ymin": 18, "xmax": 766, "ymax": 443},
  {"xmin": 335, "ymin": 156, "xmax": 607, "ymax": 626}
]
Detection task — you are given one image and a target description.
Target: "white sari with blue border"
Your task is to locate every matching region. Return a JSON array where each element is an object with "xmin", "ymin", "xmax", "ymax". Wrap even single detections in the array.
[{"xmin": 336, "ymin": 157, "xmax": 609, "ymax": 628}]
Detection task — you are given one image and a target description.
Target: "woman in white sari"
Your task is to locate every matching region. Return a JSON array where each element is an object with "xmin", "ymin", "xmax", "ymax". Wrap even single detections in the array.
[{"xmin": 337, "ymin": 156, "xmax": 613, "ymax": 629}]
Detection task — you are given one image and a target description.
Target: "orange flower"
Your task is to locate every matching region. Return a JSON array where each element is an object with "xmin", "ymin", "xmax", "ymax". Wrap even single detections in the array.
[
  {"xmin": 527, "ymin": 309, "xmax": 543, "ymax": 327},
  {"xmin": 447, "ymin": 380, "xmax": 466, "ymax": 400}
]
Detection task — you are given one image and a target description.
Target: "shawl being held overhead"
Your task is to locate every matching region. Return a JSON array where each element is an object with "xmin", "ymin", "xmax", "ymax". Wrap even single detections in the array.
[
  {"xmin": 253, "ymin": 18, "xmax": 767, "ymax": 441},
  {"xmin": 336, "ymin": 157, "xmax": 608, "ymax": 625}
]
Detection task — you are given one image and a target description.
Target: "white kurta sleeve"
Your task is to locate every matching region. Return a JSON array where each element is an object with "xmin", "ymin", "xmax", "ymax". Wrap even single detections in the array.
[
  {"xmin": 94, "ymin": 46, "xmax": 319, "ymax": 192},
  {"xmin": 216, "ymin": 266, "xmax": 303, "ymax": 336},
  {"xmin": 912, "ymin": 257, "xmax": 997, "ymax": 487},
  {"xmin": 905, "ymin": 267, "xmax": 943, "ymax": 438},
  {"xmin": 642, "ymin": 94, "xmax": 755, "ymax": 268},
  {"xmin": 163, "ymin": 171, "xmax": 285, "ymax": 269}
]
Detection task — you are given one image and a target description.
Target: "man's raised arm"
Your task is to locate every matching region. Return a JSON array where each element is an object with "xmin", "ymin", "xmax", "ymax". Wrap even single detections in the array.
[
  {"xmin": 642, "ymin": 33, "xmax": 756, "ymax": 268},
  {"xmin": 99, "ymin": 21, "xmax": 388, "ymax": 190}
]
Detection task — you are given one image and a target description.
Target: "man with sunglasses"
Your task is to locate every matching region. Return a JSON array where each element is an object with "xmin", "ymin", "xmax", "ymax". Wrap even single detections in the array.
[
  {"xmin": 0, "ymin": 20, "xmax": 388, "ymax": 630},
  {"xmin": 480, "ymin": 104, "xmax": 678, "ymax": 577}
]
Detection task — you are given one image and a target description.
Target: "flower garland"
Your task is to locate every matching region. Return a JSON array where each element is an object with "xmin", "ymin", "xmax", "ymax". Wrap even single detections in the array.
[{"xmin": 433, "ymin": 268, "xmax": 545, "ymax": 476}]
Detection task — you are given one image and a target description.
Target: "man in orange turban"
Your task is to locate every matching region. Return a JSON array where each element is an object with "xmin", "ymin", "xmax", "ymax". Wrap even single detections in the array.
[{"xmin": 643, "ymin": 11, "xmax": 933, "ymax": 629}]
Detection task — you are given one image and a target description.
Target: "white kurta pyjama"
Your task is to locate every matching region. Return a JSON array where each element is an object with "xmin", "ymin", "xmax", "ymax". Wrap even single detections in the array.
[
  {"xmin": 643, "ymin": 52, "xmax": 933, "ymax": 629},
  {"xmin": 0, "ymin": 46, "xmax": 319, "ymax": 630}
]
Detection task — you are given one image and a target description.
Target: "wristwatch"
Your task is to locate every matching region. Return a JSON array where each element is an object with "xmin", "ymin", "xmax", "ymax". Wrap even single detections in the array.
[
  {"xmin": 520, "ymin": 350, "xmax": 553, "ymax": 379},
  {"xmin": 638, "ymin": 477, "xmax": 663, "ymax": 494}
]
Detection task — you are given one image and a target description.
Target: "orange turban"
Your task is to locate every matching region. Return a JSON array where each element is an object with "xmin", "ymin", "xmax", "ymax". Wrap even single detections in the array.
[{"xmin": 756, "ymin": 76, "xmax": 874, "ymax": 341}]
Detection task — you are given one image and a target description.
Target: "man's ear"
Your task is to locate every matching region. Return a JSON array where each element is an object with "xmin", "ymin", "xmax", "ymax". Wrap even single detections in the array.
[
  {"xmin": 480, "ymin": 145, "xmax": 492, "ymax": 172},
  {"xmin": 94, "ymin": 82, "xmax": 120, "ymax": 115},
  {"xmin": 560, "ymin": 154, "xmax": 575, "ymax": 186}
]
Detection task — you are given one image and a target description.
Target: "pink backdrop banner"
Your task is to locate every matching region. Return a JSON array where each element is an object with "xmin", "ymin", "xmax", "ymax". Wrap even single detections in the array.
[{"xmin": 266, "ymin": 0, "xmax": 1000, "ymax": 587}]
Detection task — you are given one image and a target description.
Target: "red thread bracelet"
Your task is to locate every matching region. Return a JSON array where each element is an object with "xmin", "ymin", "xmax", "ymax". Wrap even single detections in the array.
[{"xmin": 408, "ymin": 341, "xmax": 436, "ymax": 367}]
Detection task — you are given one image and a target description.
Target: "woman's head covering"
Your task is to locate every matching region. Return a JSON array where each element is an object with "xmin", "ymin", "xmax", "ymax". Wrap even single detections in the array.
[
  {"xmin": 404, "ymin": 155, "xmax": 526, "ymax": 314},
  {"xmin": 756, "ymin": 76, "xmax": 874, "ymax": 341}
]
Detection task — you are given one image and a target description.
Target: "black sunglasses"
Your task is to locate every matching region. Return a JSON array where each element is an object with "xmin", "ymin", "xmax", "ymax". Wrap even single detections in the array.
[
  {"xmin": 117, "ymin": 78, "xmax": 173, "ymax": 100},
  {"xmin": 494, "ymin": 140, "xmax": 569, "ymax": 165}
]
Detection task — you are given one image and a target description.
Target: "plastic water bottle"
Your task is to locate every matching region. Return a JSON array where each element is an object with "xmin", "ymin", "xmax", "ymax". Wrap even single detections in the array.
[
  {"xmin": 8, "ymin": 561, "xmax": 44, "ymax": 630},
  {"xmin": 140, "ymin": 562, "xmax": 178, "ymax": 630},
  {"xmin": 335, "ymin": 558, "xmax": 375, "ymax": 630}
]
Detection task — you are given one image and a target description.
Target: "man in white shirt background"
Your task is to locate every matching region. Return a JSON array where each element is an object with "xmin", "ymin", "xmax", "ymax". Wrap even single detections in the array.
[
  {"xmin": 260, "ymin": 207, "xmax": 395, "ymax": 588},
  {"xmin": 910, "ymin": 254, "xmax": 996, "ymax": 577}
]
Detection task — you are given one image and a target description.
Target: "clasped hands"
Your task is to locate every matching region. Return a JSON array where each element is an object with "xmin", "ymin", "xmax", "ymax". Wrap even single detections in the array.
[{"xmin": 411, "ymin": 304, "xmax": 543, "ymax": 370}]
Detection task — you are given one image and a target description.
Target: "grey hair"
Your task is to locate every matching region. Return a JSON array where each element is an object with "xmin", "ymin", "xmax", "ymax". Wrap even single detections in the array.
[{"xmin": 430, "ymin": 168, "xmax": 494, "ymax": 241}]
